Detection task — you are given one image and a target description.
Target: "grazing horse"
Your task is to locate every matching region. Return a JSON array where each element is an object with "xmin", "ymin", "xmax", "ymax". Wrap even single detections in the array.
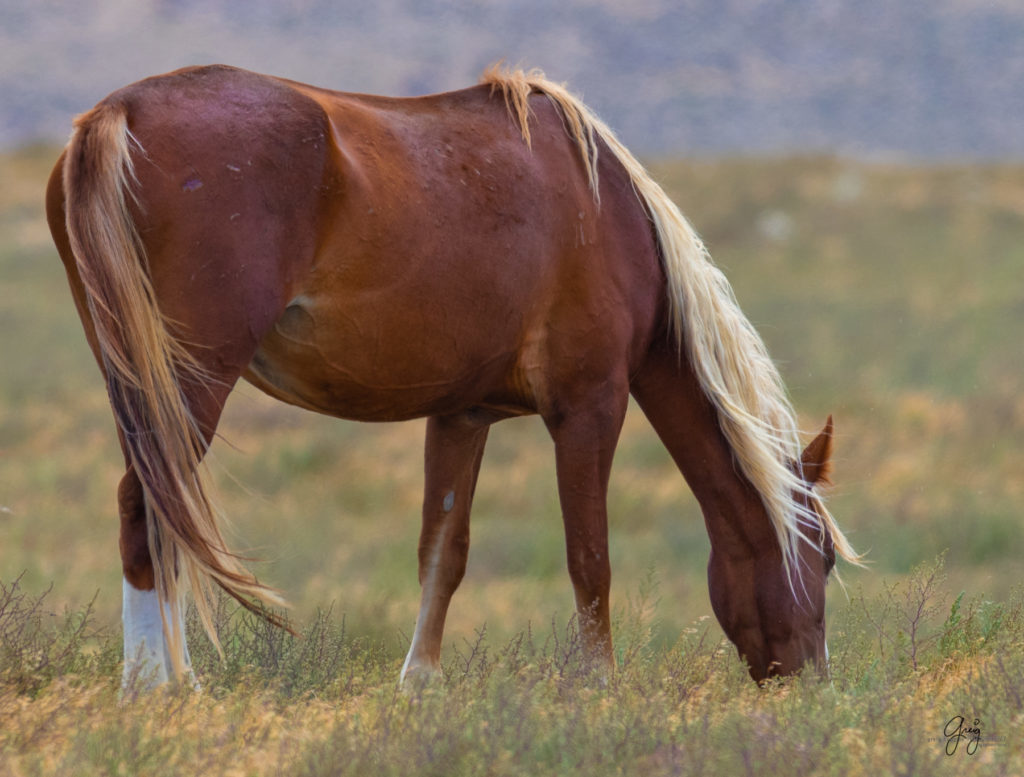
[{"xmin": 46, "ymin": 65, "xmax": 857, "ymax": 688}]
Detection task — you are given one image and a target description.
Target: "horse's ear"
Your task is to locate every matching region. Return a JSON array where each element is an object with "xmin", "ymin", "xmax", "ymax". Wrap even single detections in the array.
[{"xmin": 800, "ymin": 415, "xmax": 834, "ymax": 486}]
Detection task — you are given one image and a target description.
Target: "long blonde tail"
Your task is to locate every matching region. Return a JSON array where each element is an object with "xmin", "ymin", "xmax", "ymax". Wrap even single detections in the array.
[
  {"xmin": 483, "ymin": 67, "xmax": 859, "ymax": 573},
  {"xmin": 62, "ymin": 101, "xmax": 287, "ymax": 679}
]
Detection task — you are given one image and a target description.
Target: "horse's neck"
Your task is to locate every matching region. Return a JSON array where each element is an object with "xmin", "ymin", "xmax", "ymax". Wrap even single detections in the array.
[{"xmin": 630, "ymin": 339, "xmax": 775, "ymax": 551}]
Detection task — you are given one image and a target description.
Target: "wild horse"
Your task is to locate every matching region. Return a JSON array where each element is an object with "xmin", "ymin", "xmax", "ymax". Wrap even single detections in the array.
[{"xmin": 46, "ymin": 65, "xmax": 857, "ymax": 687}]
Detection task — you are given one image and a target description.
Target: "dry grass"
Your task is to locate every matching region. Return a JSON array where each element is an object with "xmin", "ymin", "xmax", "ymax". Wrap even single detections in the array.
[{"xmin": 2, "ymin": 565, "xmax": 1022, "ymax": 776}]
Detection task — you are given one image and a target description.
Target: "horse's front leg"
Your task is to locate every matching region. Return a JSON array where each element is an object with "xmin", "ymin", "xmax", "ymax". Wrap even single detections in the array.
[
  {"xmin": 401, "ymin": 414, "xmax": 489, "ymax": 683},
  {"xmin": 545, "ymin": 384, "xmax": 629, "ymax": 675}
]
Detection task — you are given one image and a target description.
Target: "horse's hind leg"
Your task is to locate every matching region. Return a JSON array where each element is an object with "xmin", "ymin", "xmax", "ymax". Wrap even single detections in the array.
[
  {"xmin": 545, "ymin": 382, "xmax": 630, "ymax": 674},
  {"xmin": 118, "ymin": 377, "xmax": 236, "ymax": 690},
  {"xmin": 118, "ymin": 467, "xmax": 182, "ymax": 688},
  {"xmin": 401, "ymin": 414, "xmax": 489, "ymax": 682}
]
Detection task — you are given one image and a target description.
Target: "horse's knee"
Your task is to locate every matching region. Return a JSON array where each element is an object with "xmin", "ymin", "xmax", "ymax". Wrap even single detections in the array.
[
  {"xmin": 567, "ymin": 541, "xmax": 610, "ymax": 586},
  {"xmin": 118, "ymin": 470, "xmax": 153, "ymax": 589}
]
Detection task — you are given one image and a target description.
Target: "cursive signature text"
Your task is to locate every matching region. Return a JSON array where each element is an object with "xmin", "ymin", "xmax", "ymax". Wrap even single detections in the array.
[{"xmin": 944, "ymin": 716, "xmax": 981, "ymax": 756}]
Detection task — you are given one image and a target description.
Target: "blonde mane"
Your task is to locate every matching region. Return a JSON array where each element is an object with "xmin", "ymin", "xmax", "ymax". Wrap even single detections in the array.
[{"xmin": 482, "ymin": 66, "xmax": 858, "ymax": 574}]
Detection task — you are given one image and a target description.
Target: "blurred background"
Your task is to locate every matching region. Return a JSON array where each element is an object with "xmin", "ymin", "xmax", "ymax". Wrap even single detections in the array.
[
  {"xmin": 5, "ymin": 0, "xmax": 1024, "ymax": 158},
  {"xmin": 2, "ymin": 0, "xmax": 1022, "ymax": 655}
]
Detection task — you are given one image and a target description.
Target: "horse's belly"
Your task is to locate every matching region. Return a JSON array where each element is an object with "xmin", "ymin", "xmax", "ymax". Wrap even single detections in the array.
[{"xmin": 244, "ymin": 297, "xmax": 527, "ymax": 422}]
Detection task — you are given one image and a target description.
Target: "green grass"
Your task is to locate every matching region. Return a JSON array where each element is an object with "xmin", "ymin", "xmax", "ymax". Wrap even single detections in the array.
[{"xmin": 2, "ymin": 148, "xmax": 1024, "ymax": 773}]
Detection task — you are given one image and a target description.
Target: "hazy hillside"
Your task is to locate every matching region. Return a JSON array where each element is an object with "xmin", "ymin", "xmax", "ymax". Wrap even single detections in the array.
[{"xmin": 4, "ymin": 0, "xmax": 1024, "ymax": 158}]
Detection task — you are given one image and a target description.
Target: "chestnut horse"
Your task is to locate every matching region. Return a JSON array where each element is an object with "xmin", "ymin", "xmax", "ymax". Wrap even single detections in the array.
[{"xmin": 46, "ymin": 65, "xmax": 857, "ymax": 688}]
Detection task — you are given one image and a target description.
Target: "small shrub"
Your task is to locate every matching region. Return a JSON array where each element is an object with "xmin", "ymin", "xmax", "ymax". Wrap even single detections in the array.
[
  {"xmin": 0, "ymin": 574, "xmax": 118, "ymax": 695},
  {"xmin": 854, "ymin": 554, "xmax": 949, "ymax": 674},
  {"xmin": 185, "ymin": 595, "xmax": 392, "ymax": 700}
]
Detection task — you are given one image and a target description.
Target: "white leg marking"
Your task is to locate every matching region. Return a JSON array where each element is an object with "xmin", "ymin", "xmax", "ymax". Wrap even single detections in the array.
[
  {"xmin": 122, "ymin": 578, "xmax": 170, "ymax": 688},
  {"xmin": 122, "ymin": 578, "xmax": 195, "ymax": 690},
  {"xmin": 401, "ymin": 518, "xmax": 451, "ymax": 683},
  {"xmin": 400, "ymin": 613, "xmax": 430, "ymax": 683}
]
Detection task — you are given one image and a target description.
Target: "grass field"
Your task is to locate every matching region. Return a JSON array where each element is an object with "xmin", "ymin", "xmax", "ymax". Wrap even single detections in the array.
[{"xmin": 2, "ymin": 147, "xmax": 1022, "ymax": 774}]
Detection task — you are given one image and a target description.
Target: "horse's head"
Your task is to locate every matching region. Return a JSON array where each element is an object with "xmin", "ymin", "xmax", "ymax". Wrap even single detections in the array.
[{"xmin": 708, "ymin": 417, "xmax": 839, "ymax": 683}]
